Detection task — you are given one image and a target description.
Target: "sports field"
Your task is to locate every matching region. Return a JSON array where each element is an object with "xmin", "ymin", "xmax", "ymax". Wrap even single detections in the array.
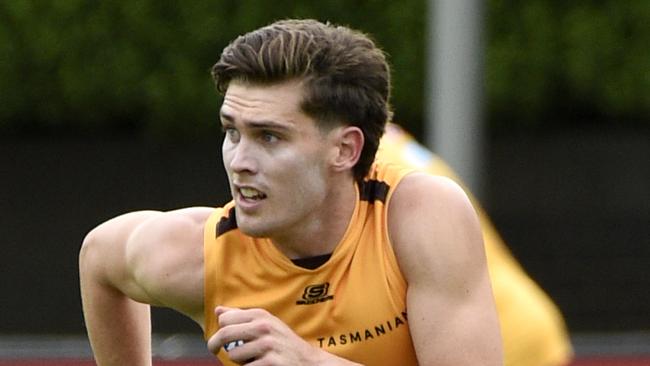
[
  {"xmin": 1, "ymin": 356, "xmax": 649, "ymax": 365},
  {"xmin": 1, "ymin": 333, "xmax": 649, "ymax": 365}
]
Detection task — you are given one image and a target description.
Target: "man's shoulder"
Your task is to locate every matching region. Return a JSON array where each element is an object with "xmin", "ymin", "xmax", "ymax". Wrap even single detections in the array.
[
  {"xmin": 128, "ymin": 206, "xmax": 216, "ymax": 248},
  {"xmin": 388, "ymin": 173, "xmax": 479, "ymax": 273},
  {"xmin": 390, "ymin": 172, "xmax": 470, "ymax": 213},
  {"xmin": 152, "ymin": 206, "xmax": 216, "ymax": 229},
  {"xmin": 369, "ymin": 156, "xmax": 464, "ymax": 202}
]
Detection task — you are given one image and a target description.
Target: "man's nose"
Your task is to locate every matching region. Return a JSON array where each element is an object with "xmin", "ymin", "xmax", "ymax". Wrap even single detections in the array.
[{"xmin": 228, "ymin": 140, "xmax": 258, "ymax": 174}]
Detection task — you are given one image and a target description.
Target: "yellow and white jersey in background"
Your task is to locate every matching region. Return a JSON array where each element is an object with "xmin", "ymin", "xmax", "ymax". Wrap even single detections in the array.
[{"xmin": 377, "ymin": 123, "xmax": 573, "ymax": 366}]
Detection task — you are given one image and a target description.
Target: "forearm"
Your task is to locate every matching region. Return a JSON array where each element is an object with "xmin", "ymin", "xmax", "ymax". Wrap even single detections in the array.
[{"xmin": 81, "ymin": 272, "xmax": 152, "ymax": 366}]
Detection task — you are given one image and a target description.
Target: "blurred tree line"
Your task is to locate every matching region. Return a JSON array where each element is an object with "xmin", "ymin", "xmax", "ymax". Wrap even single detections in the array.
[{"xmin": 0, "ymin": 0, "xmax": 647, "ymax": 140}]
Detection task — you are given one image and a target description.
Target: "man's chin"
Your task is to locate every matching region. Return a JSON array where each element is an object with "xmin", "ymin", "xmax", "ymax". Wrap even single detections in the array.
[
  {"xmin": 236, "ymin": 219, "xmax": 269, "ymax": 238},
  {"xmin": 235, "ymin": 207, "xmax": 278, "ymax": 238},
  {"xmin": 240, "ymin": 227, "xmax": 267, "ymax": 238}
]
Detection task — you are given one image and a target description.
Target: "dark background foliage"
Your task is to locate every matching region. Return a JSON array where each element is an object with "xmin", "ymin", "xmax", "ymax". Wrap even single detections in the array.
[{"xmin": 1, "ymin": 1, "xmax": 647, "ymax": 139}]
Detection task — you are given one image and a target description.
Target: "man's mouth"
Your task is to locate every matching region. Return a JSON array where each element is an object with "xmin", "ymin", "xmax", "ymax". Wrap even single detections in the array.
[{"xmin": 239, "ymin": 187, "xmax": 267, "ymax": 200}]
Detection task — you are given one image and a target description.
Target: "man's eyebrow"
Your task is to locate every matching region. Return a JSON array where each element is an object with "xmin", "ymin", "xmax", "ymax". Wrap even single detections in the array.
[
  {"xmin": 219, "ymin": 111, "xmax": 293, "ymax": 131},
  {"xmin": 219, "ymin": 110, "xmax": 234, "ymax": 124},
  {"xmin": 247, "ymin": 120, "xmax": 293, "ymax": 132}
]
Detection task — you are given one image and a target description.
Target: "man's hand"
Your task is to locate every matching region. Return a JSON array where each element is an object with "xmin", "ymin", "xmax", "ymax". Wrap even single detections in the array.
[{"xmin": 207, "ymin": 306, "xmax": 361, "ymax": 366}]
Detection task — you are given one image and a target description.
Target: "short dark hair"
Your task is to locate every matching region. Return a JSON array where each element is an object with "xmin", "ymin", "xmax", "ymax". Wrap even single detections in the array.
[{"xmin": 211, "ymin": 19, "xmax": 392, "ymax": 181}]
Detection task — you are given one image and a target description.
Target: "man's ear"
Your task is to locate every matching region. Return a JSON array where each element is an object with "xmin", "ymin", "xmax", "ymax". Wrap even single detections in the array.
[{"xmin": 330, "ymin": 126, "xmax": 364, "ymax": 173}]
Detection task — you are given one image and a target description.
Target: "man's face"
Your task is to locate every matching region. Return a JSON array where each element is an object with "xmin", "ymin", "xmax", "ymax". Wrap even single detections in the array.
[{"xmin": 220, "ymin": 80, "xmax": 336, "ymax": 238}]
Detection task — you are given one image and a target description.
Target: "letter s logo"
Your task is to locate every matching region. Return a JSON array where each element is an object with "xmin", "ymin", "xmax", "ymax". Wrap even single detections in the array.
[{"xmin": 303, "ymin": 283, "xmax": 329, "ymax": 301}]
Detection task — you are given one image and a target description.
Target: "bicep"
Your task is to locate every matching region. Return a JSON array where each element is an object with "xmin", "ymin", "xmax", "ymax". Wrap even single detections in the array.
[
  {"xmin": 407, "ymin": 262, "xmax": 501, "ymax": 365},
  {"xmin": 80, "ymin": 210, "xmax": 163, "ymax": 304},
  {"xmin": 125, "ymin": 208, "xmax": 209, "ymax": 321},
  {"xmin": 390, "ymin": 174, "xmax": 502, "ymax": 365},
  {"xmin": 80, "ymin": 208, "xmax": 207, "ymax": 317}
]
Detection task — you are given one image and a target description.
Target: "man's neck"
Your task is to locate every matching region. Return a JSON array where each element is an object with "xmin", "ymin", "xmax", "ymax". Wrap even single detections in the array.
[{"xmin": 269, "ymin": 177, "xmax": 358, "ymax": 260}]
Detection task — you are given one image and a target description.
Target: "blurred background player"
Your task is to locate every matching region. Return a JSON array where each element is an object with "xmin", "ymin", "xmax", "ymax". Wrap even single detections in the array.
[{"xmin": 377, "ymin": 123, "xmax": 573, "ymax": 366}]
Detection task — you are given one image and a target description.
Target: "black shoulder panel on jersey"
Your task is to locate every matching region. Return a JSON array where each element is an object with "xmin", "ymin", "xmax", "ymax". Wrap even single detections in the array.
[
  {"xmin": 359, "ymin": 179, "xmax": 390, "ymax": 203},
  {"xmin": 216, "ymin": 207, "xmax": 238, "ymax": 237}
]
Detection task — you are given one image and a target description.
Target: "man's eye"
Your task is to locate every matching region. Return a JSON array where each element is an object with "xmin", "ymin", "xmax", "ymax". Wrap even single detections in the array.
[
  {"xmin": 223, "ymin": 127, "xmax": 240, "ymax": 141},
  {"xmin": 261, "ymin": 132, "xmax": 278, "ymax": 143}
]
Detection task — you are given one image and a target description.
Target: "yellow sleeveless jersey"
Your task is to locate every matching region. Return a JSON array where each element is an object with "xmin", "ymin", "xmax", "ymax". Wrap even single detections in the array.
[
  {"xmin": 377, "ymin": 124, "xmax": 572, "ymax": 366},
  {"xmin": 204, "ymin": 161, "xmax": 418, "ymax": 366}
]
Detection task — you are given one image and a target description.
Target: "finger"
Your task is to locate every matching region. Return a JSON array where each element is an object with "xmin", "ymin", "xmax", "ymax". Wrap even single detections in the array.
[
  {"xmin": 216, "ymin": 306, "xmax": 247, "ymax": 328},
  {"xmin": 217, "ymin": 307, "xmax": 266, "ymax": 327},
  {"xmin": 206, "ymin": 332, "xmax": 245, "ymax": 356},
  {"xmin": 215, "ymin": 305, "xmax": 236, "ymax": 317},
  {"xmin": 209, "ymin": 307, "xmax": 251, "ymax": 355},
  {"xmin": 206, "ymin": 331, "xmax": 224, "ymax": 355},
  {"xmin": 209, "ymin": 321, "xmax": 254, "ymax": 355},
  {"xmin": 225, "ymin": 340, "xmax": 259, "ymax": 365}
]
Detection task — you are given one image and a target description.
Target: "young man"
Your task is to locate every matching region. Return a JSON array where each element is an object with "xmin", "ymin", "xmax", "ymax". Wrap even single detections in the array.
[{"xmin": 79, "ymin": 19, "xmax": 502, "ymax": 365}]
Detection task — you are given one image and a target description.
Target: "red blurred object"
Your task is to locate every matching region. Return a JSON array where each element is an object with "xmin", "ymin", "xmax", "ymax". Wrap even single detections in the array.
[
  {"xmin": 0, "ymin": 359, "xmax": 220, "ymax": 366},
  {"xmin": 569, "ymin": 357, "xmax": 650, "ymax": 366},
  {"xmin": 2, "ymin": 357, "xmax": 650, "ymax": 366}
]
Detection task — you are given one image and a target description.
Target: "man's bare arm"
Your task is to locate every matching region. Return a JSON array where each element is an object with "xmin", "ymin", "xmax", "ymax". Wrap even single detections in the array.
[
  {"xmin": 390, "ymin": 174, "xmax": 503, "ymax": 365},
  {"xmin": 79, "ymin": 208, "xmax": 209, "ymax": 365},
  {"xmin": 79, "ymin": 211, "xmax": 160, "ymax": 365}
]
